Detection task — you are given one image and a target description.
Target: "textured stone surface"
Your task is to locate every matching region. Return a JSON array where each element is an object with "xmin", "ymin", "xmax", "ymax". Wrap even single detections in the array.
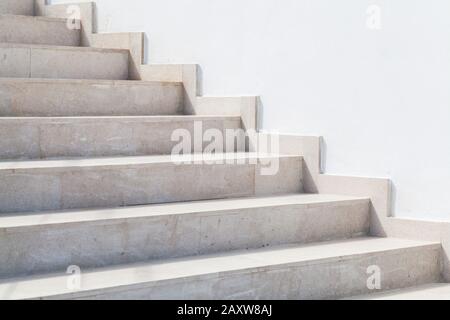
[
  {"xmin": 90, "ymin": 32, "xmax": 144, "ymax": 80},
  {"xmin": 0, "ymin": 43, "xmax": 129, "ymax": 80},
  {"xmin": 0, "ymin": 78, "xmax": 184, "ymax": 116},
  {"xmin": 0, "ymin": 0, "xmax": 34, "ymax": 15},
  {"xmin": 0, "ymin": 116, "xmax": 242, "ymax": 159},
  {"xmin": 0, "ymin": 238, "xmax": 440, "ymax": 300},
  {"xmin": 0, "ymin": 194, "xmax": 369, "ymax": 277},
  {"xmin": 0, "ymin": 15, "xmax": 80, "ymax": 46},
  {"xmin": 0, "ymin": 154, "xmax": 303, "ymax": 213}
]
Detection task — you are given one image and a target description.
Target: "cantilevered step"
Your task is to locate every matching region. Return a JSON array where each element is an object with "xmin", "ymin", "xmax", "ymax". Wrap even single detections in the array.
[
  {"xmin": 0, "ymin": 78, "xmax": 184, "ymax": 116},
  {"xmin": 0, "ymin": 0, "xmax": 34, "ymax": 16},
  {"xmin": 0, "ymin": 15, "xmax": 80, "ymax": 46},
  {"xmin": 0, "ymin": 116, "xmax": 243, "ymax": 159},
  {"xmin": 0, "ymin": 238, "xmax": 440, "ymax": 300},
  {"xmin": 348, "ymin": 283, "xmax": 450, "ymax": 300},
  {"xmin": 0, "ymin": 43, "xmax": 129, "ymax": 80},
  {"xmin": 0, "ymin": 194, "xmax": 369, "ymax": 278},
  {"xmin": 0, "ymin": 153, "xmax": 303, "ymax": 213}
]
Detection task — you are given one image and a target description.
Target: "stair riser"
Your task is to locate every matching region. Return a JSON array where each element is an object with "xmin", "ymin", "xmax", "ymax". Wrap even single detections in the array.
[
  {"xmin": 0, "ymin": 157, "xmax": 303, "ymax": 214},
  {"xmin": 57, "ymin": 246, "xmax": 441, "ymax": 300},
  {"xmin": 0, "ymin": 80, "xmax": 184, "ymax": 116},
  {"xmin": 0, "ymin": 0, "xmax": 34, "ymax": 15},
  {"xmin": 0, "ymin": 16, "xmax": 80, "ymax": 46},
  {"xmin": 0, "ymin": 45, "xmax": 129, "ymax": 80},
  {"xmin": 0, "ymin": 200, "xmax": 368, "ymax": 278},
  {"xmin": 0, "ymin": 118, "xmax": 242, "ymax": 159}
]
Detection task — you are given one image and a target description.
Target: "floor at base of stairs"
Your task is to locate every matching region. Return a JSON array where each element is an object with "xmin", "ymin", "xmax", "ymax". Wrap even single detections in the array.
[{"xmin": 348, "ymin": 283, "xmax": 450, "ymax": 300}]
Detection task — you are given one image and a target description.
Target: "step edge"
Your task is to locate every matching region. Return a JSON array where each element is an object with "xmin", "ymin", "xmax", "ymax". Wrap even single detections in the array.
[
  {"xmin": 0, "ymin": 195, "xmax": 371, "ymax": 230},
  {"xmin": 0, "ymin": 154, "xmax": 303, "ymax": 171}
]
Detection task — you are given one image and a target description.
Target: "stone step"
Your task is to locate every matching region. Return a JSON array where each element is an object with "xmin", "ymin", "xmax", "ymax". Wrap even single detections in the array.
[
  {"xmin": 0, "ymin": 78, "xmax": 184, "ymax": 116},
  {"xmin": 0, "ymin": 153, "xmax": 303, "ymax": 214},
  {"xmin": 0, "ymin": 15, "xmax": 80, "ymax": 46},
  {"xmin": 0, "ymin": 116, "xmax": 243, "ymax": 159},
  {"xmin": 0, "ymin": 237, "xmax": 440, "ymax": 300},
  {"xmin": 347, "ymin": 283, "xmax": 450, "ymax": 300},
  {"xmin": 0, "ymin": 194, "xmax": 369, "ymax": 278},
  {"xmin": 0, "ymin": 43, "xmax": 129, "ymax": 80},
  {"xmin": 0, "ymin": 0, "xmax": 34, "ymax": 16}
]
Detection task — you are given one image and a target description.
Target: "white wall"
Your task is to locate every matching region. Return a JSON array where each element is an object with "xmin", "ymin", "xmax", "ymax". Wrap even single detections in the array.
[{"xmin": 52, "ymin": 0, "xmax": 450, "ymax": 221}]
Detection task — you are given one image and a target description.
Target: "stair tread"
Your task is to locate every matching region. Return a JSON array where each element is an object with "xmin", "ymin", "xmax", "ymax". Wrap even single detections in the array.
[
  {"xmin": 0, "ymin": 193, "xmax": 369, "ymax": 229},
  {"xmin": 0, "ymin": 42, "xmax": 128, "ymax": 54},
  {"xmin": 0, "ymin": 153, "xmax": 301, "ymax": 170},
  {"xmin": 348, "ymin": 283, "xmax": 450, "ymax": 300},
  {"xmin": 0, "ymin": 237, "xmax": 439, "ymax": 300}
]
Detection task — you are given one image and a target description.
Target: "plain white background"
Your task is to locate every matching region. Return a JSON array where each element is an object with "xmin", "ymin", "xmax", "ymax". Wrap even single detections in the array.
[{"xmin": 53, "ymin": 0, "xmax": 450, "ymax": 221}]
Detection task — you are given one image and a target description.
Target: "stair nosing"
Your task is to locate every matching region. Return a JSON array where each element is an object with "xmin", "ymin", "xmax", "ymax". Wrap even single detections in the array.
[{"xmin": 0, "ymin": 194, "xmax": 370, "ymax": 230}]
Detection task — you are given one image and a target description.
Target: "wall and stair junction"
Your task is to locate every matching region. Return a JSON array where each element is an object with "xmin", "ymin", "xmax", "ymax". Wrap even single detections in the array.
[{"xmin": 0, "ymin": 0, "xmax": 447, "ymax": 300}]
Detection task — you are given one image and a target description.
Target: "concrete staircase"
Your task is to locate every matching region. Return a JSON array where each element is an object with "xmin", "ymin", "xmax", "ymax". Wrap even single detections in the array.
[{"xmin": 0, "ymin": 0, "xmax": 444, "ymax": 300}]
